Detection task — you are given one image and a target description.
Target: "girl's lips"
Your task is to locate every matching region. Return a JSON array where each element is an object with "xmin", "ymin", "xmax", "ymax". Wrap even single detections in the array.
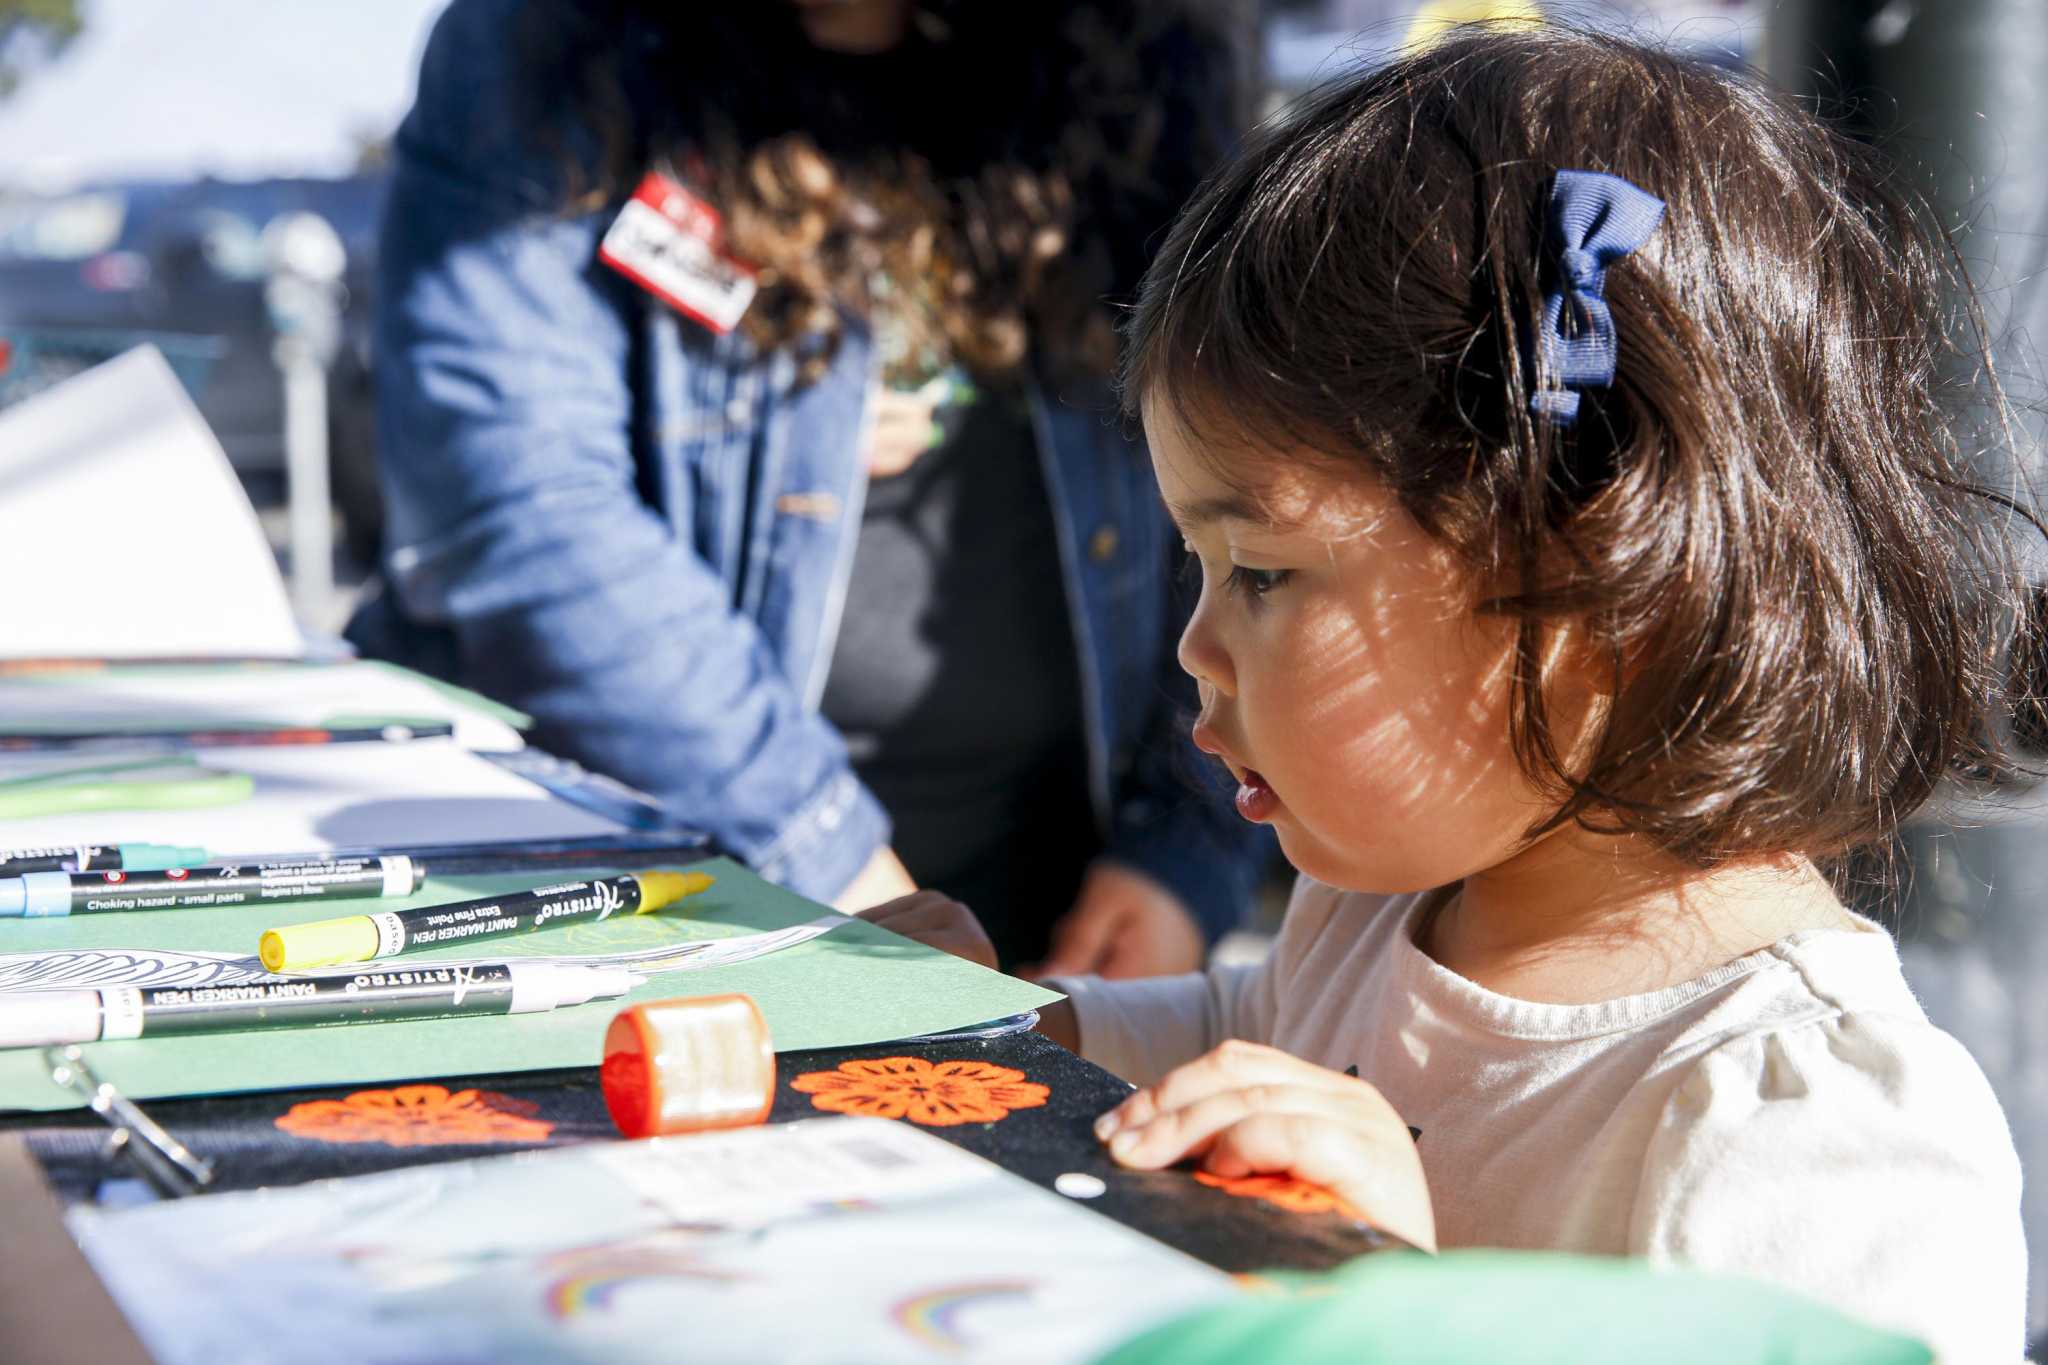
[
  {"xmin": 1234, "ymin": 768, "xmax": 1280, "ymax": 822},
  {"xmin": 1193, "ymin": 720, "xmax": 1278, "ymax": 820}
]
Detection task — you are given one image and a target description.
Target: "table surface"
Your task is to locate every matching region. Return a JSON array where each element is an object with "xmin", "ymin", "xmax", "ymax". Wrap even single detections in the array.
[{"xmin": 3, "ymin": 1029, "xmax": 1388, "ymax": 1278}]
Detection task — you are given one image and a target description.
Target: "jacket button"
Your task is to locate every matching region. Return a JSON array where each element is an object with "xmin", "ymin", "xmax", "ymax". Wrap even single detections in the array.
[{"xmin": 1089, "ymin": 524, "xmax": 1119, "ymax": 562}]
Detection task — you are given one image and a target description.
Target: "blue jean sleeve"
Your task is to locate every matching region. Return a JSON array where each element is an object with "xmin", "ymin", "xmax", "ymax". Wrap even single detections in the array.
[{"xmin": 370, "ymin": 0, "xmax": 887, "ymax": 902}]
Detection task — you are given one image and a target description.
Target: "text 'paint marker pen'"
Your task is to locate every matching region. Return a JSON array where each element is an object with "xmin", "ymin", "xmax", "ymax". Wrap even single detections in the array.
[
  {"xmin": 259, "ymin": 871, "xmax": 715, "ymax": 972},
  {"xmin": 0, "ymin": 962, "xmax": 636, "ymax": 1049},
  {"xmin": 0, "ymin": 857, "xmax": 425, "ymax": 919},
  {"xmin": 0, "ymin": 843, "xmax": 209, "ymax": 877}
]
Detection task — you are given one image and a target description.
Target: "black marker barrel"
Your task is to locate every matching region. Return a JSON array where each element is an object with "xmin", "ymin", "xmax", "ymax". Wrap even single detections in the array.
[
  {"xmin": 0, "ymin": 857, "xmax": 424, "ymax": 919},
  {"xmin": 260, "ymin": 871, "xmax": 712, "ymax": 971},
  {"xmin": 0, "ymin": 842, "xmax": 206, "ymax": 876},
  {"xmin": 0, "ymin": 962, "xmax": 636, "ymax": 1048}
]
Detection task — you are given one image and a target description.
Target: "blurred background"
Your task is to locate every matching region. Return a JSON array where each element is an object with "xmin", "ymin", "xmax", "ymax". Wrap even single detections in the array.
[
  {"xmin": 0, "ymin": 0, "xmax": 1778, "ymax": 630},
  {"xmin": 3, "ymin": 0, "xmax": 2046, "ymax": 1337},
  {"xmin": 0, "ymin": 0, "xmax": 435, "ymax": 610}
]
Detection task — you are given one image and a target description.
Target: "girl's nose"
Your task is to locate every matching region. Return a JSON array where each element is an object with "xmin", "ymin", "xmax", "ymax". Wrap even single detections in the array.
[{"xmin": 1177, "ymin": 604, "xmax": 1235, "ymax": 697}]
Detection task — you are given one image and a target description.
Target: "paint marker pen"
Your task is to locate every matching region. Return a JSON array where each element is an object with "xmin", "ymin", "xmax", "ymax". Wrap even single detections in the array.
[
  {"xmin": 0, "ymin": 962, "xmax": 637, "ymax": 1049},
  {"xmin": 0, "ymin": 720, "xmax": 458, "ymax": 753},
  {"xmin": 0, "ymin": 834, "xmax": 708, "ymax": 880},
  {"xmin": 0, "ymin": 843, "xmax": 208, "ymax": 876},
  {"xmin": 259, "ymin": 871, "xmax": 715, "ymax": 972},
  {"xmin": 0, "ymin": 857, "xmax": 425, "ymax": 919}
]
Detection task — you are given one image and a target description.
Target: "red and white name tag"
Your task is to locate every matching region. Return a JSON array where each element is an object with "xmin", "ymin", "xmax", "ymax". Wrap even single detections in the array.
[{"xmin": 599, "ymin": 171, "xmax": 758, "ymax": 335}]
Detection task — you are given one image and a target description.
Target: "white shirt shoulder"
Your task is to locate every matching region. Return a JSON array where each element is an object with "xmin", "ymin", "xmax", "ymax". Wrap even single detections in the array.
[{"xmin": 1634, "ymin": 928, "xmax": 2026, "ymax": 1363}]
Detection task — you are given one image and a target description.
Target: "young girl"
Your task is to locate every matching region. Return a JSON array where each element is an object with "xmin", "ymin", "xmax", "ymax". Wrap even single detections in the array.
[{"xmin": 865, "ymin": 23, "xmax": 2039, "ymax": 1360}]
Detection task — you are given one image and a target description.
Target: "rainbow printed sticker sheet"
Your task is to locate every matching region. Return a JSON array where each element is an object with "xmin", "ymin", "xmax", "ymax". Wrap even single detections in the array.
[{"xmin": 69, "ymin": 1115, "xmax": 1233, "ymax": 1364}]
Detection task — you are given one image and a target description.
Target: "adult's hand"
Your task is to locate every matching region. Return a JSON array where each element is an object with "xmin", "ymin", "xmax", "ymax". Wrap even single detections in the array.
[
  {"xmin": 856, "ymin": 890, "xmax": 998, "ymax": 971},
  {"xmin": 1031, "ymin": 862, "xmax": 1205, "ymax": 980},
  {"xmin": 864, "ymin": 385, "xmax": 944, "ymax": 478},
  {"xmin": 832, "ymin": 844, "xmax": 917, "ymax": 913}
]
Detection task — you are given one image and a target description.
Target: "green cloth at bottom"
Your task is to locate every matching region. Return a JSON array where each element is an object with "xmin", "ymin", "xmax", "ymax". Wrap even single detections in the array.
[{"xmin": 1097, "ymin": 1251, "xmax": 1931, "ymax": 1365}]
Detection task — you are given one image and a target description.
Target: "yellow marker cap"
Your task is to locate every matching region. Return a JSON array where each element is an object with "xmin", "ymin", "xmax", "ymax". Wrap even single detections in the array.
[
  {"xmin": 633, "ymin": 870, "xmax": 716, "ymax": 914},
  {"xmin": 259, "ymin": 915, "xmax": 380, "ymax": 973}
]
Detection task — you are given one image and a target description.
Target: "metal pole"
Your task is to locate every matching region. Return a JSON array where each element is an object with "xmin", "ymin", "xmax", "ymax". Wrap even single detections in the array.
[
  {"xmin": 278, "ymin": 336, "xmax": 333, "ymax": 624},
  {"xmin": 262, "ymin": 212, "xmax": 347, "ymax": 630}
]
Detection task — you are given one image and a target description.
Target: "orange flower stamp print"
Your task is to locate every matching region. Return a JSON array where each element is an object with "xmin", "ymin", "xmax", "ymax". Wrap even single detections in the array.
[
  {"xmin": 1194, "ymin": 1169, "xmax": 1361, "ymax": 1218},
  {"xmin": 274, "ymin": 1084, "xmax": 556, "ymax": 1147},
  {"xmin": 790, "ymin": 1057, "xmax": 1050, "ymax": 1127}
]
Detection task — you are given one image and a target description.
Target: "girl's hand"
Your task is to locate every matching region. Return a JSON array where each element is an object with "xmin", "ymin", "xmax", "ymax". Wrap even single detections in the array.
[
  {"xmin": 1093, "ymin": 1040, "xmax": 1437, "ymax": 1252},
  {"xmin": 856, "ymin": 890, "xmax": 998, "ymax": 971},
  {"xmin": 1031, "ymin": 863, "xmax": 1205, "ymax": 980}
]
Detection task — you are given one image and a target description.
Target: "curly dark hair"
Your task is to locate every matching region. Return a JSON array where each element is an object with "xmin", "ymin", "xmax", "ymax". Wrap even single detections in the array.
[
  {"xmin": 518, "ymin": 0, "xmax": 1247, "ymax": 385},
  {"xmin": 1123, "ymin": 24, "xmax": 2048, "ymax": 867}
]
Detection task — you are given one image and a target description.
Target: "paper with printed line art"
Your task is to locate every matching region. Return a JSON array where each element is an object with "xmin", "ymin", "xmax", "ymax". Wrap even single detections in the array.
[{"xmin": 70, "ymin": 1116, "xmax": 1231, "ymax": 1365}]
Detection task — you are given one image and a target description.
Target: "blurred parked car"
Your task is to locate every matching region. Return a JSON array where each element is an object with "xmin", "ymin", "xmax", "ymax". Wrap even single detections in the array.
[{"xmin": 0, "ymin": 174, "xmax": 385, "ymax": 557}]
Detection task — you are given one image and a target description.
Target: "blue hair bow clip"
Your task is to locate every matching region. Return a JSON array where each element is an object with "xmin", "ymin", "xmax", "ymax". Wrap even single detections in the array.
[{"xmin": 1530, "ymin": 169, "xmax": 1666, "ymax": 426}]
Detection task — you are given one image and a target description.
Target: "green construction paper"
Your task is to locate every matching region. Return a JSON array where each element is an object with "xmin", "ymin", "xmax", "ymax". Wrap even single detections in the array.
[{"xmin": 0, "ymin": 857, "xmax": 1061, "ymax": 1113}]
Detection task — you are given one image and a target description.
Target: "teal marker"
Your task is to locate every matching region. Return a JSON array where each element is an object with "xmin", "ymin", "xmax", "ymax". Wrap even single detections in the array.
[{"xmin": 0, "ymin": 843, "xmax": 209, "ymax": 877}]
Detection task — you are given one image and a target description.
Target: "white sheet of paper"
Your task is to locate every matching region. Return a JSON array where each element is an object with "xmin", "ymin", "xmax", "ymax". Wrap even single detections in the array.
[
  {"xmin": 0, "ymin": 661, "xmax": 526, "ymax": 753},
  {"xmin": 0, "ymin": 740, "xmax": 628, "ymax": 856},
  {"xmin": 0, "ymin": 346, "xmax": 302, "ymax": 659}
]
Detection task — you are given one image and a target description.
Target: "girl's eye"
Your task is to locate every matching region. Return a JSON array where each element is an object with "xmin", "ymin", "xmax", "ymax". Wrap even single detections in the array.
[{"xmin": 1225, "ymin": 565, "xmax": 1293, "ymax": 598}]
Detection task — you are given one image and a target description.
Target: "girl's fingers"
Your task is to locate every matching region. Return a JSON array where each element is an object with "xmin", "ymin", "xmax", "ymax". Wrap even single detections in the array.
[
  {"xmin": 1102, "ymin": 1083, "xmax": 1380, "ymax": 1170},
  {"xmin": 1098, "ymin": 1040, "xmax": 1366, "ymax": 1139},
  {"xmin": 1203, "ymin": 1114, "xmax": 1436, "ymax": 1253},
  {"xmin": 1199, "ymin": 1111, "xmax": 1376, "ymax": 1183}
]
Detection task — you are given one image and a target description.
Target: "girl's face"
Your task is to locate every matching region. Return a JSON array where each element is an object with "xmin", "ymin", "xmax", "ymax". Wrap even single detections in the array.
[{"xmin": 1146, "ymin": 396, "xmax": 1562, "ymax": 894}]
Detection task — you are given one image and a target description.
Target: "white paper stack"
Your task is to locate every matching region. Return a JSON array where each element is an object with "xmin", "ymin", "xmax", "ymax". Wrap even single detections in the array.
[
  {"xmin": 0, "ymin": 660, "xmax": 528, "ymax": 753},
  {"xmin": 0, "ymin": 741, "xmax": 632, "ymax": 855}
]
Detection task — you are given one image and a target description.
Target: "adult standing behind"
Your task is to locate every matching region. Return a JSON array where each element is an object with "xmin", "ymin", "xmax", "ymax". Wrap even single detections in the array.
[{"xmin": 347, "ymin": 0, "xmax": 1267, "ymax": 973}]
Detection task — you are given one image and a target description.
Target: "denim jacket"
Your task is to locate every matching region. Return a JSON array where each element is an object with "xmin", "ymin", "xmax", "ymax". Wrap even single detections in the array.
[{"xmin": 349, "ymin": 0, "xmax": 1265, "ymax": 936}]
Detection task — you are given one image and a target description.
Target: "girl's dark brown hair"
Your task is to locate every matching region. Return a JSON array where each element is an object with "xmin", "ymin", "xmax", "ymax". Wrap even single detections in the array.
[
  {"xmin": 1124, "ymin": 24, "xmax": 2047, "ymax": 866},
  {"xmin": 519, "ymin": 0, "xmax": 1245, "ymax": 384}
]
